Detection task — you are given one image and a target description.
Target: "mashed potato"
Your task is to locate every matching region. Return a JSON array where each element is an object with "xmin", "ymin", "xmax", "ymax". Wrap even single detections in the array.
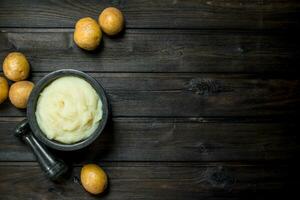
[{"xmin": 36, "ymin": 76, "xmax": 102, "ymax": 144}]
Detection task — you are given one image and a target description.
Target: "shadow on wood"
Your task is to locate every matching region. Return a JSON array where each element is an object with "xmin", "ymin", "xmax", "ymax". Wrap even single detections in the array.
[{"xmin": 53, "ymin": 116, "xmax": 115, "ymax": 165}]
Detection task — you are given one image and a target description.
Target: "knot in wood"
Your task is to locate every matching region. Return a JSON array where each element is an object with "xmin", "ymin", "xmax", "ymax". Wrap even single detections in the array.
[{"xmin": 186, "ymin": 79, "xmax": 222, "ymax": 95}]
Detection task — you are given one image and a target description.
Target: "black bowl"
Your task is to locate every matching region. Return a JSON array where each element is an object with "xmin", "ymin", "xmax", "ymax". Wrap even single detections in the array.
[{"xmin": 27, "ymin": 69, "xmax": 109, "ymax": 151}]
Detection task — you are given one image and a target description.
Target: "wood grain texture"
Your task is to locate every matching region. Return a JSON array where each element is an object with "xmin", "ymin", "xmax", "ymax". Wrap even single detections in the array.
[
  {"xmin": 0, "ymin": 0, "xmax": 299, "ymax": 29},
  {"xmin": 0, "ymin": 0, "xmax": 299, "ymax": 199},
  {"xmin": 0, "ymin": 162, "xmax": 295, "ymax": 200},
  {"xmin": 0, "ymin": 117, "xmax": 298, "ymax": 162},
  {"xmin": 0, "ymin": 73, "xmax": 299, "ymax": 117},
  {"xmin": 0, "ymin": 29, "xmax": 299, "ymax": 73}
]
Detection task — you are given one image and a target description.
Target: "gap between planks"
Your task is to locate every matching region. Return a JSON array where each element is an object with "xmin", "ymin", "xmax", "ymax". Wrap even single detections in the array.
[
  {"xmin": 0, "ymin": 161, "xmax": 292, "ymax": 167},
  {"xmin": 0, "ymin": 116, "xmax": 298, "ymax": 123}
]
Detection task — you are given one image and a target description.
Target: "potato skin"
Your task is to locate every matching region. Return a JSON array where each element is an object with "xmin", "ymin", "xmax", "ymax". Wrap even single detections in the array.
[
  {"xmin": 3, "ymin": 52, "xmax": 30, "ymax": 81},
  {"xmin": 9, "ymin": 81, "xmax": 34, "ymax": 109},
  {"xmin": 99, "ymin": 7, "xmax": 124, "ymax": 36},
  {"xmin": 81, "ymin": 164, "xmax": 108, "ymax": 195},
  {"xmin": 74, "ymin": 17, "xmax": 102, "ymax": 50},
  {"xmin": 0, "ymin": 77, "xmax": 9, "ymax": 104}
]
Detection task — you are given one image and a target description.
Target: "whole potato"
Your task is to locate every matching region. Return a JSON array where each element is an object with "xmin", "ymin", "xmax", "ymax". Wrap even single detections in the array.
[
  {"xmin": 81, "ymin": 164, "xmax": 108, "ymax": 195},
  {"xmin": 0, "ymin": 76, "xmax": 9, "ymax": 104},
  {"xmin": 3, "ymin": 52, "xmax": 30, "ymax": 81},
  {"xmin": 74, "ymin": 17, "xmax": 102, "ymax": 50},
  {"xmin": 9, "ymin": 81, "xmax": 34, "ymax": 109},
  {"xmin": 99, "ymin": 7, "xmax": 124, "ymax": 36}
]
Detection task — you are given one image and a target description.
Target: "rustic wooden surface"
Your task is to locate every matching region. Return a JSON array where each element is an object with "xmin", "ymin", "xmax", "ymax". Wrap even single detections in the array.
[{"xmin": 0, "ymin": 0, "xmax": 299, "ymax": 199}]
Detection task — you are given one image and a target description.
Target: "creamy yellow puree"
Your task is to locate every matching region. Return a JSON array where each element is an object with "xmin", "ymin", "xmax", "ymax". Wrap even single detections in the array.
[{"xmin": 36, "ymin": 76, "xmax": 102, "ymax": 144}]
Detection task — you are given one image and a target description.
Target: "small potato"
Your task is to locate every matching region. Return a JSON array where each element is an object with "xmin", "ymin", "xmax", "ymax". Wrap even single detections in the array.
[
  {"xmin": 99, "ymin": 7, "xmax": 124, "ymax": 36},
  {"xmin": 74, "ymin": 17, "xmax": 102, "ymax": 50},
  {"xmin": 9, "ymin": 81, "xmax": 34, "ymax": 109},
  {"xmin": 3, "ymin": 52, "xmax": 30, "ymax": 81},
  {"xmin": 81, "ymin": 164, "xmax": 108, "ymax": 195},
  {"xmin": 0, "ymin": 76, "xmax": 9, "ymax": 104}
]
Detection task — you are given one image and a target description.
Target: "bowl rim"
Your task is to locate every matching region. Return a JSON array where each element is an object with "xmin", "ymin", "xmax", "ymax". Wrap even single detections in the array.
[{"xmin": 27, "ymin": 69, "xmax": 109, "ymax": 151}]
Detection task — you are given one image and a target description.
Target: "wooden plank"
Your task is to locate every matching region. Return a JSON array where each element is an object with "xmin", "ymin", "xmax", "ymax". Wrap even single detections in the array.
[
  {"xmin": 0, "ymin": 0, "xmax": 299, "ymax": 29},
  {"xmin": 0, "ymin": 29, "xmax": 299, "ymax": 73},
  {"xmin": 0, "ymin": 162, "xmax": 295, "ymax": 199},
  {"xmin": 0, "ymin": 73, "xmax": 299, "ymax": 117},
  {"xmin": 0, "ymin": 117, "xmax": 297, "ymax": 162}
]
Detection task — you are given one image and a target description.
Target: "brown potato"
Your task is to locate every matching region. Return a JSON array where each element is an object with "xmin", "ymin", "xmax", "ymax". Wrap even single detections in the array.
[
  {"xmin": 0, "ymin": 76, "xmax": 9, "ymax": 104},
  {"xmin": 3, "ymin": 52, "xmax": 30, "ymax": 81},
  {"xmin": 81, "ymin": 164, "xmax": 108, "ymax": 195},
  {"xmin": 74, "ymin": 17, "xmax": 102, "ymax": 50},
  {"xmin": 99, "ymin": 7, "xmax": 124, "ymax": 36},
  {"xmin": 9, "ymin": 81, "xmax": 34, "ymax": 109}
]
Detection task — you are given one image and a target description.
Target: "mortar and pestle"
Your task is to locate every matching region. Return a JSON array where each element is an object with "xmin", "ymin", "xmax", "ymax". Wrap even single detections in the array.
[{"xmin": 14, "ymin": 69, "xmax": 109, "ymax": 180}]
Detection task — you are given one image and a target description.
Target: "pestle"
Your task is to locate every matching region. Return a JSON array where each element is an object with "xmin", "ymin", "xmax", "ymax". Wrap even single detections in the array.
[{"xmin": 14, "ymin": 119, "xmax": 68, "ymax": 181}]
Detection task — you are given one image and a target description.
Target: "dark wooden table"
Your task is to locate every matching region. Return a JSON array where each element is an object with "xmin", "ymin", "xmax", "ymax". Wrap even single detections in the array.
[{"xmin": 0, "ymin": 0, "xmax": 299, "ymax": 199}]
